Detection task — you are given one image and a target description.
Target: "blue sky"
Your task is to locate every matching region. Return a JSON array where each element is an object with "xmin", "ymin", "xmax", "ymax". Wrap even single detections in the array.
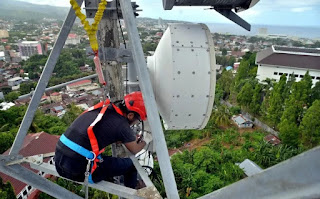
[{"xmin": 20, "ymin": 0, "xmax": 320, "ymax": 27}]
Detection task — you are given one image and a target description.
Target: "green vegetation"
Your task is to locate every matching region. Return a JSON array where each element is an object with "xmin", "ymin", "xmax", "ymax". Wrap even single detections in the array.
[
  {"xmin": 0, "ymin": 177, "xmax": 15, "ymax": 199},
  {"xmin": 158, "ymin": 121, "xmax": 303, "ymax": 198},
  {"xmin": 216, "ymin": 52, "xmax": 320, "ymax": 149},
  {"xmin": 4, "ymin": 91, "xmax": 20, "ymax": 102},
  {"xmin": 147, "ymin": 51, "xmax": 319, "ymax": 198},
  {"xmin": 22, "ymin": 49, "xmax": 93, "ymax": 81},
  {"xmin": 0, "ymin": 104, "xmax": 82, "ymax": 153}
]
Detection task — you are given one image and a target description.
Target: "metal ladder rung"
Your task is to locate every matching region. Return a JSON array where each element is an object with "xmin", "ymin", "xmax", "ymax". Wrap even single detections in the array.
[{"xmin": 30, "ymin": 162, "xmax": 160, "ymax": 199}]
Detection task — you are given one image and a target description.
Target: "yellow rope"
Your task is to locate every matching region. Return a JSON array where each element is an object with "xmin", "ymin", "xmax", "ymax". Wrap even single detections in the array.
[{"xmin": 70, "ymin": 0, "xmax": 107, "ymax": 54}]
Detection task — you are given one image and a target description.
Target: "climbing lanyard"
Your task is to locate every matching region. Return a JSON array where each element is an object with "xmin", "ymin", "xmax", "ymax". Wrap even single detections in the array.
[{"xmin": 70, "ymin": 0, "xmax": 107, "ymax": 91}]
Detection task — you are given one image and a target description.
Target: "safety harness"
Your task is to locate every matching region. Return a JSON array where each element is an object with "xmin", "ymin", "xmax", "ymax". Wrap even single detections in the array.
[{"xmin": 59, "ymin": 99, "xmax": 125, "ymax": 185}]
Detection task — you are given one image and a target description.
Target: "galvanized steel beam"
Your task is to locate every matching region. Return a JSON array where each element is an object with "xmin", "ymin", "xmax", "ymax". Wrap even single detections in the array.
[
  {"xmin": 18, "ymin": 74, "xmax": 98, "ymax": 100},
  {"xmin": 0, "ymin": 156, "xmax": 82, "ymax": 199},
  {"xmin": 120, "ymin": 0, "xmax": 179, "ymax": 198}
]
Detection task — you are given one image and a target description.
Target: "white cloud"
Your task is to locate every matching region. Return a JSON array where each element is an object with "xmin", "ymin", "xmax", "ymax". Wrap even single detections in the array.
[
  {"xmin": 19, "ymin": 0, "xmax": 73, "ymax": 7},
  {"xmin": 291, "ymin": 7, "xmax": 313, "ymax": 13},
  {"xmin": 238, "ymin": 9, "xmax": 261, "ymax": 18},
  {"xmin": 251, "ymin": 0, "xmax": 320, "ymax": 12}
]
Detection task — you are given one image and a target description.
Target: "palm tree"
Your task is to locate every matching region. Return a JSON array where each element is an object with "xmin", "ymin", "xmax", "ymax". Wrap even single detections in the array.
[{"xmin": 213, "ymin": 105, "xmax": 231, "ymax": 127}]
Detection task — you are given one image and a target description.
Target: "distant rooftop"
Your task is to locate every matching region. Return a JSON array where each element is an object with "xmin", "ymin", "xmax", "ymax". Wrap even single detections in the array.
[
  {"xmin": 68, "ymin": 33, "xmax": 78, "ymax": 39},
  {"xmin": 20, "ymin": 41, "xmax": 40, "ymax": 44},
  {"xmin": 67, "ymin": 79, "xmax": 91, "ymax": 87},
  {"xmin": 50, "ymin": 92, "xmax": 60, "ymax": 96},
  {"xmin": 273, "ymin": 46, "xmax": 320, "ymax": 56},
  {"xmin": 238, "ymin": 159, "xmax": 263, "ymax": 177},
  {"xmin": 8, "ymin": 76, "xmax": 22, "ymax": 81},
  {"xmin": 256, "ymin": 45, "xmax": 320, "ymax": 70}
]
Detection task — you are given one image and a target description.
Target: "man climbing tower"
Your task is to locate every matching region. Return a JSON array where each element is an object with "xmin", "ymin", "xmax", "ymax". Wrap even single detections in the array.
[{"xmin": 55, "ymin": 91, "xmax": 147, "ymax": 189}]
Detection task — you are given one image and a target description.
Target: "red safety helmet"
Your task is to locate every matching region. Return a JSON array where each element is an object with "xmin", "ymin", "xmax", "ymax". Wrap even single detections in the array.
[{"xmin": 124, "ymin": 91, "xmax": 147, "ymax": 121}]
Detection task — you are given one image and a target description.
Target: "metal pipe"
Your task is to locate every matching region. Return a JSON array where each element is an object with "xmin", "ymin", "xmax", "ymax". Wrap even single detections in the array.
[
  {"xmin": 120, "ymin": 1, "xmax": 179, "ymax": 198},
  {"xmin": 0, "ymin": 162, "xmax": 82, "ymax": 199},
  {"xmin": 127, "ymin": 62, "xmax": 139, "ymax": 92},
  {"xmin": 18, "ymin": 74, "xmax": 98, "ymax": 99},
  {"xmin": 9, "ymin": 0, "xmax": 84, "ymax": 155},
  {"xmin": 29, "ymin": 162, "xmax": 143, "ymax": 199}
]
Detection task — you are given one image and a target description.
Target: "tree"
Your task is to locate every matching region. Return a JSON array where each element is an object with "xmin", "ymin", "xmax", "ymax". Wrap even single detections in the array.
[
  {"xmin": 279, "ymin": 119, "xmax": 300, "ymax": 147},
  {"xmin": 0, "ymin": 132, "xmax": 15, "ymax": 154},
  {"xmin": 300, "ymin": 71, "xmax": 313, "ymax": 106},
  {"xmin": 4, "ymin": 91, "xmax": 20, "ymax": 102},
  {"xmin": 237, "ymin": 82, "xmax": 254, "ymax": 107},
  {"xmin": 267, "ymin": 75, "xmax": 287, "ymax": 127},
  {"xmin": 217, "ymin": 70, "xmax": 233, "ymax": 96},
  {"xmin": 250, "ymin": 83, "xmax": 262, "ymax": 115},
  {"xmin": 311, "ymin": 81, "xmax": 320, "ymax": 104},
  {"xmin": 0, "ymin": 177, "xmax": 16, "ymax": 199},
  {"xmin": 193, "ymin": 146, "xmax": 221, "ymax": 173},
  {"xmin": 299, "ymin": 100, "xmax": 320, "ymax": 148},
  {"xmin": 33, "ymin": 111, "xmax": 68, "ymax": 135},
  {"xmin": 278, "ymin": 99, "xmax": 301, "ymax": 148},
  {"xmin": 282, "ymin": 73, "xmax": 296, "ymax": 100},
  {"xmin": 222, "ymin": 48, "xmax": 227, "ymax": 56},
  {"xmin": 213, "ymin": 105, "xmax": 231, "ymax": 127},
  {"xmin": 234, "ymin": 61, "xmax": 250, "ymax": 86},
  {"xmin": 142, "ymin": 42, "xmax": 157, "ymax": 54},
  {"xmin": 20, "ymin": 82, "xmax": 37, "ymax": 95},
  {"xmin": 62, "ymin": 104, "xmax": 83, "ymax": 126}
]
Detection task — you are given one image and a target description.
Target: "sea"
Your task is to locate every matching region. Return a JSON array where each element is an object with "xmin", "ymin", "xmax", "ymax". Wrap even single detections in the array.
[{"xmin": 206, "ymin": 23, "xmax": 320, "ymax": 39}]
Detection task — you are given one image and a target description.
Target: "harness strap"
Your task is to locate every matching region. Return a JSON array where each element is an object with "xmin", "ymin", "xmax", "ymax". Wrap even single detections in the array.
[
  {"xmin": 59, "ymin": 134, "xmax": 101, "ymax": 184},
  {"xmin": 60, "ymin": 99, "xmax": 125, "ymax": 183},
  {"xmin": 60, "ymin": 135, "xmax": 96, "ymax": 160}
]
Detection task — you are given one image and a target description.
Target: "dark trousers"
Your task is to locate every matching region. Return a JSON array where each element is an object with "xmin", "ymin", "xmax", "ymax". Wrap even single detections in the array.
[{"xmin": 55, "ymin": 152, "xmax": 137, "ymax": 189}]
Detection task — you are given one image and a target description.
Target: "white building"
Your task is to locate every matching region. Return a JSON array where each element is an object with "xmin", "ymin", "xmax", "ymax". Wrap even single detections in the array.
[
  {"xmin": 65, "ymin": 33, "xmax": 80, "ymax": 45},
  {"xmin": 0, "ymin": 102, "xmax": 15, "ymax": 110},
  {"xmin": 18, "ymin": 41, "xmax": 47, "ymax": 60},
  {"xmin": 0, "ymin": 51, "xmax": 5, "ymax": 61},
  {"xmin": 232, "ymin": 114, "xmax": 253, "ymax": 128},
  {"xmin": 8, "ymin": 76, "xmax": 23, "ymax": 87},
  {"xmin": 256, "ymin": 46, "xmax": 320, "ymax": 86}
]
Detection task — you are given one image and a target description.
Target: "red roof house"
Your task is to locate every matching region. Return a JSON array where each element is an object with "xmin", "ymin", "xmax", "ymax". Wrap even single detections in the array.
[
  {"xmin": 66, "ymin": 79, "xmax": 92, "ymax": 91},
  {"xmin": 0, "ymin": 132, "xmax": 60, "ymax": 199},
  {"xmin": 264, "ymin": 134, "xmax": 281, "ymax": 146}
]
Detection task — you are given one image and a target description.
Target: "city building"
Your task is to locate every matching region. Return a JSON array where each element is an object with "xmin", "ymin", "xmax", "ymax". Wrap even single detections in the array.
[
  {"xmin": 65, "ymin": 33, "xmax": 80, "ymax": 45},
  {"xmin": 233, "ymin": 62, "xmax": 240, "ymax": 70},
  {"xmin": 232, "ymin": 114, "xmax": 253, "ymax": 128},
  {"xmin": 0, "ymin": 51, "xmax": 4, "ymax": 61},
  {"xmin": 18, "ymin": 41, "xmax": 47, "ymax": 60},
  {"xmin": 66, "ymin": 79, "xmax": 99, "ymax": 92},
  {"xmin": 8, "ymin": 76, "xmax": 23, "ymax": 87},
  {"xmin": 50, "ymin": 92, "xmax": 62, "ymax": 103},
  {"xmin": 0, "ymin": 30, "xmax": 9, "ymax": 38},
  {"xmin": 0, "ymin": 91, "xmax": 4, "ymax": 100},
  {"xmin": 0, "ymin": 102, "xmax": 15, "ymax": 110},
  {"xmin": 0, "ymin": 132, "xmax": 59, "ymax": 199},
  {"xmin": 256, "ymin": 46, "xmax": 320, "ymax": 86}
]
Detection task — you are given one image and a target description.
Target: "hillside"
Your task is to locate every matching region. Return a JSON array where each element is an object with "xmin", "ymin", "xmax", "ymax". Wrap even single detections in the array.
[{"xmin": 0, "ymin": 0, "xmax": 69, "ymax": 20}]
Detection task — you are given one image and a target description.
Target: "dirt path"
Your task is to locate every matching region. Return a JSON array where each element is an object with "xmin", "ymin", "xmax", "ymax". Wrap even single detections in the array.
[
  {"xmin": 169, "ymin": 137, "xmax": 212, "ymax": 156},
  {"xmin": 180, "ymin": 137, "xmax": 212, "ymax": 151}
]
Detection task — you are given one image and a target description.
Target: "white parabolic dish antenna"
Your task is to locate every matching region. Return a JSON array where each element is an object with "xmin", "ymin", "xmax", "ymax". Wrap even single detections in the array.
[{"xmin": 147, "ymin": 23, "xmax": 216, "ymax": 130}]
